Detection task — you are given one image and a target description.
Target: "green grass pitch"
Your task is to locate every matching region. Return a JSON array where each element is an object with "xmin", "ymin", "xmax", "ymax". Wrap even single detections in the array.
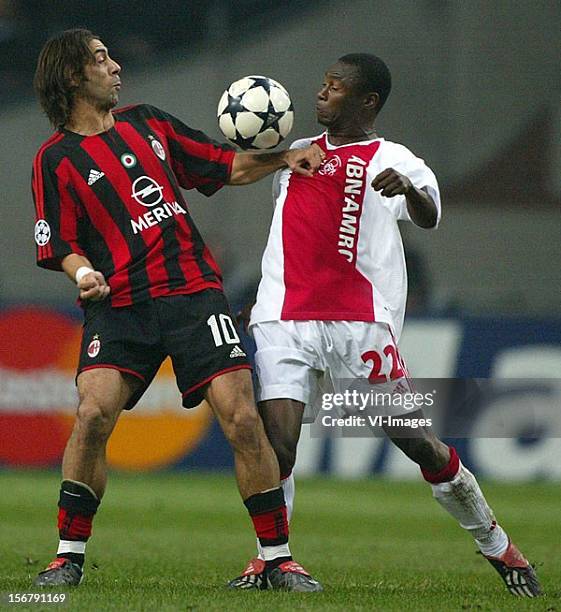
[{"xmin": 1, "ymin": 471, "xmax": 559, "ymax": 611}]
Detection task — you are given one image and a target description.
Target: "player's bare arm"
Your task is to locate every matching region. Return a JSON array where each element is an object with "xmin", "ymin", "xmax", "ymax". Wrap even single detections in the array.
[
  {"xmin": 61, "ymin": 253, "xmax": 110, "ymax": 302},
  {"xmin": 372, "ymin": 167, "xmax": 438, "ymax": 228},
  {"xmin": 228, "ymin": 144, "xmax": 325, "ymax": 185}
]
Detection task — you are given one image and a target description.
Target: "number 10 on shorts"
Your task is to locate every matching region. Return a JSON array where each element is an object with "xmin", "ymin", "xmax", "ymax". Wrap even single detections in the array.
[{"xmin": 207, "ymin": 314, "xmax": 240, "ymax": 347}]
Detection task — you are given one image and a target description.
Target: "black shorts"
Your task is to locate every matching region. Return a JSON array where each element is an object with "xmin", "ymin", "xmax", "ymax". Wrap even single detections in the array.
[{"xmin": 77, "ymin": 289, "xmax": 251, "ymax": 409}]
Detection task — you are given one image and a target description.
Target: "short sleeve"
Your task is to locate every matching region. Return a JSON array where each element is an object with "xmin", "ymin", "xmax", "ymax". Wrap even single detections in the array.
[
  {"xmin": 32, "ymin": 153, "xmax": 84, "ymax": 271},
  {"xmin": 392, "ymin": 154, "xmax": 441, "ymax": 226},
  {"xmin": 144, "ymin": 105, "xmax": 236, "ymax": 196},
  {"xmin": 289, "ymin": 137, "xmax": 313, "ymax": 151}
]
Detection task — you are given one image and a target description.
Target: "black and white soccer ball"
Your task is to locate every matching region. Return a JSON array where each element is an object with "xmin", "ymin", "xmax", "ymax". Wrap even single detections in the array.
[{"xmin": 217, "ymin": 76, "xmax": 294, "ymax": 150}]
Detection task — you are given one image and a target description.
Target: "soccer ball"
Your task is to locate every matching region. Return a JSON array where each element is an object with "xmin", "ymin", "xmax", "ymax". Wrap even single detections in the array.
[{"xmin": 217, "ymin": 76, "xmax": 294, "ymax": 150}]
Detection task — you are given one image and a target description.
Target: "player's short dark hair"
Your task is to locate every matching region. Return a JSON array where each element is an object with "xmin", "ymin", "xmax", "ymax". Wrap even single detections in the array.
[
  {"xmin": 338, "ymin": 53, "xmax": 392, "ymax": 114},
  {"xmin": 34, "ymin": 28, "xmax": 98, "ymax": 128}
]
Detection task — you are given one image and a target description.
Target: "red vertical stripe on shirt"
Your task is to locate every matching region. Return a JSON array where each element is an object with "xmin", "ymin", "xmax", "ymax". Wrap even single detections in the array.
[
  {"xmin": 33, "ymin": 132, "xmax": 65, "ymax": 262},
  {"xmin": 174, "ymin": 214, "xmax": 216, "ymax": 291},
  {"xmin": 147, "ymin": 118, "xmax": 235, "ymax": 189},
  {"xmin": 143, "ymin": 118, "xmax": 225, "ymax": 287},
  {"xmin": 33, "ymin": 132, "xmax": 64, "ymax": 219},
  {"xmin": 64, "ymin": 161, "xmax": 133, "ymax": 304},
  {"xmin": 116, "ymin": 122, "xmax": 210, "ymax": 291},
  {"xmin": 202, "ymin": 245, "xmax": 222, "ymax": 279},
  {"xmin": 55, "ymin": 164, "xmax": 84, "ymax": 257},
  {"xmin": 281, "ymin": 139, "xmax": 380, "ymax": 320},
  {"xmin": 114, "ymin": 123, "xmax": 176, "ymax": 294},
  {"xmin": 79, "ymin": 136, "xmax": 162, "ymax": 298},
  {"xmin": 152, "ymin": 118, "xmax": 232, "ymax": 164}
]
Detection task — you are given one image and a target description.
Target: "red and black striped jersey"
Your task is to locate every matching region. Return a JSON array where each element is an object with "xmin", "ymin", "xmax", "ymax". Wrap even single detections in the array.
[{"xmin": 32, "ymin": 104, "xmax": 236, "ymax": 306}]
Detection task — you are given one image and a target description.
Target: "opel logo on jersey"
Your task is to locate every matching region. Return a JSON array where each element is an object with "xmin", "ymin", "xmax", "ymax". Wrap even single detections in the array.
[
  {"xmin": 129, "ymin": 175, "xmax": 187, "ymax": 234},
  {"xmin": 318, "ymin": 155, "xmax": 342, "ymax": 176},
  {"xmin": 131, "ymin": 176, "xmax": 164, "ymax": 207},
  {"xmin": 151, "ymin": 138, "xmax": 166, "ymax": 161},
  {"xmin": 34, "ymin": 219, "xmax": 51, "ymax": 246}
]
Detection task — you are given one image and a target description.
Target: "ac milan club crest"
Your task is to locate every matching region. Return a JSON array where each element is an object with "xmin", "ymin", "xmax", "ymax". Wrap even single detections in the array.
[
  {"xmin": 87, "ymin": 334, "xmax": 101, "ymax": 358},
  {"xmin": 150, "ymin": 136, "xmax": 166, "ymax": 161}
]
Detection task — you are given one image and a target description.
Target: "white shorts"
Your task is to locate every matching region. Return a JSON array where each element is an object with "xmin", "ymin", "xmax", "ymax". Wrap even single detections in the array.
[{"xmin": 252, "ymin": 320, "xmax": 412, "ymax": 423}]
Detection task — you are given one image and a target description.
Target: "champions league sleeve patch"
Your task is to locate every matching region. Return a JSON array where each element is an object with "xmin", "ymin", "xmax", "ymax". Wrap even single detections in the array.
[{"xmin": 34, "ymin": 219, "xmax": 51, "ymax": 246}]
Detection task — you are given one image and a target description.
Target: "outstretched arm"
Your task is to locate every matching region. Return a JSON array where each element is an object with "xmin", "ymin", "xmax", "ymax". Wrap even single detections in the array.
[
  {"xmin": 228, "ymin": 144, "xmax": 325, "ymax": 185},
  {"xmin": 372, "ymin": 168, "xmax": 438, "ymax": 228}
]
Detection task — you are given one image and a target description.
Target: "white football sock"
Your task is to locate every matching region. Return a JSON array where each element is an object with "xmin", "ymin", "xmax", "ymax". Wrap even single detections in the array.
[
  {"xmin": 430, "ymin": 462, "xmax": 509, "ymax": 557},
  {"xmin": 256, "ymin": 473, "xmax": 295, "ymax": 560}
]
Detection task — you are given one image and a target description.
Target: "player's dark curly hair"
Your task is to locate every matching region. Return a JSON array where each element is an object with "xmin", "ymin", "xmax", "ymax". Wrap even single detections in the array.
[
  {"xmin": 338, "ymin": 53, "xmax": 392, "ymax": 114},
  {"xmin": 34, "ymin": 29, "xmax": 98, "ymax": 128}
]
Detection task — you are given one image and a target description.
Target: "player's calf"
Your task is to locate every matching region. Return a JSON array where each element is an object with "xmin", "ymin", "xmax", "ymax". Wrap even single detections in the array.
[{"xmin": 386, "ymin": 421, "xmax": 449, "ymax": 473}]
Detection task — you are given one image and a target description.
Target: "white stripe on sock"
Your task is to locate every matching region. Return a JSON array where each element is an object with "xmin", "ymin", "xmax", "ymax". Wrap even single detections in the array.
[
  {"xmin": 261, "ymin": 543, "xmax": 291, "ymax": 562},
  {"xmin": 57, "ymin": 540, "xmax": 86, "ymax": 555}
]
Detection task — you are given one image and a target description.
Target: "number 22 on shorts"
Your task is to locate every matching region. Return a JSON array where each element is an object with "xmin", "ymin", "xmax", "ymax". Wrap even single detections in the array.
[{"xmin": 361, "ymin": 344, "xmax": 406, "ymax": 383}]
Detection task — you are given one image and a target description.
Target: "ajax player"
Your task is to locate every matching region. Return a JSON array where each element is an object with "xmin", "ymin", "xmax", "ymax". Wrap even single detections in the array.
[
  {"xmin": 31, "ymin": 29, "xmax": 324, "ymax": 591},
  {"xmin": 228, "ymin": 54, "xmax": 541, "ymax": 597}
]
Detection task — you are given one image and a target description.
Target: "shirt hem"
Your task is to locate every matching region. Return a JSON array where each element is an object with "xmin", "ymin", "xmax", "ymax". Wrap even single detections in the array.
[
  {"xmin": 280, "ymin": 311, "xmax": 375, "ymax": 321},
  {"xmin": 250, "ymin": 311, "xmax": 396, "ymax": 325},
  {"xmin": 106, "ymin": 281, "xmax": 224, "ymax": 308}
]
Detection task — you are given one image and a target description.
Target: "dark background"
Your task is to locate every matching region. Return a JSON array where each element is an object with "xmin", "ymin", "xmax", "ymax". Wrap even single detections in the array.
[{"xmin": 0, "ymin": 0, "xmax": 559, "ymax": 315}]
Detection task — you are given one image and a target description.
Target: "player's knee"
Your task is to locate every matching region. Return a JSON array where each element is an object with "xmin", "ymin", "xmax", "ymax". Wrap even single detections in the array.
[
  {"xmin": 76, "ymin": 399, "xmax": 115, "ymax": 444},
  {"xmin": 225, "ymin": 405, "xmax": 261, "ymax": 449},
  {"xmin": 274, "ymin": 445, "xmax": 296, "ymax": 478},
  {"xmin": 266, "ymin": 432, "xmax": 297, "ymax": 475}
]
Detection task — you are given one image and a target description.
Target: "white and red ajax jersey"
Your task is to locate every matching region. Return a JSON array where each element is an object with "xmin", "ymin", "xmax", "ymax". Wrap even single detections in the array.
[{"xmin": 250, "ymin": 133, "xmax": 441, "ymax": 341}]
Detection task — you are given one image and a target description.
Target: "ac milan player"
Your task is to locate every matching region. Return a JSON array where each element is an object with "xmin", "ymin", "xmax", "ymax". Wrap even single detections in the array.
[
  {"xmin": 31, "ymin": 29, "xmax": 323, "ymax": 591},
  {"xmin": 229, "ymin": 54, "xmax": 541, "ymax": 597}
]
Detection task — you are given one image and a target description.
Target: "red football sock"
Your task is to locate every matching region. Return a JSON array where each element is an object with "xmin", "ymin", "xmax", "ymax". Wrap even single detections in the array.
[
  {"xmin": 421, "ymin": 446, "xmax": 460, "ymax": 484},
  {"xmin": 244, "ymin": 487, "xmax": 289, "ymax": 547},
  {"xmin": 56, "ymin": 480, "xmax": 99, "ymax": 567}
]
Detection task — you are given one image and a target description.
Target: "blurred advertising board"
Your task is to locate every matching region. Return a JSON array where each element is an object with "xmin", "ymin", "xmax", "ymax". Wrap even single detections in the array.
[{"xmin": 0, "ymin": 306, "xmax": 560, "ymax": 479}]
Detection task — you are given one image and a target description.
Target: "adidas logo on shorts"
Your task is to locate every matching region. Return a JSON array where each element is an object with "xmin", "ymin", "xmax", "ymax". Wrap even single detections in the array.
[{"xmin": 229, "ymin": 345, "xmax": 246, "ymax": 358}]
